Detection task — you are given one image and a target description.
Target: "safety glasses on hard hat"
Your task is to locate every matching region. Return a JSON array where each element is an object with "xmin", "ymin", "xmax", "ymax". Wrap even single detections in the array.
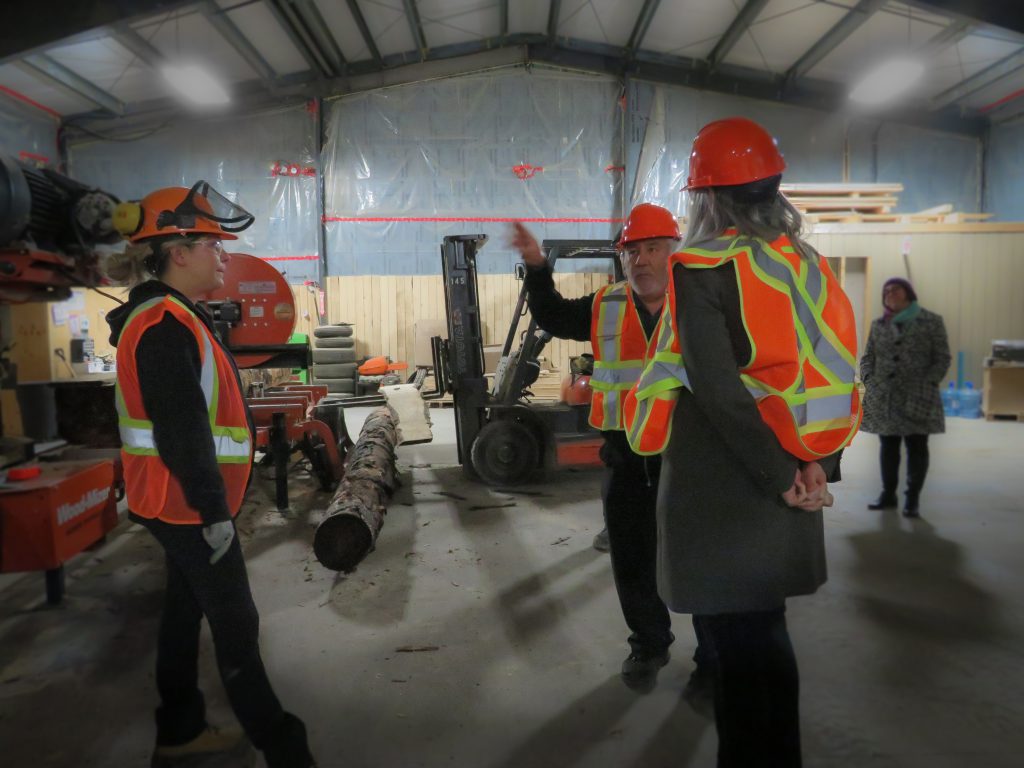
[{"xmin": 156, "ymin": 180, "xmax": 255, "ymax": 234}]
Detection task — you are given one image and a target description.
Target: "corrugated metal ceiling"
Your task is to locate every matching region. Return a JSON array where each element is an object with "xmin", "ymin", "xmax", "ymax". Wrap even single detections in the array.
[{"xmin": 0, "ymin": 0, "xmax": 1021, "ymax": 131}]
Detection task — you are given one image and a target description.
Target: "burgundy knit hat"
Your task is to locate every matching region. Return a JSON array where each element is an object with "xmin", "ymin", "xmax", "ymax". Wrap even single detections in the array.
[
  {"xmin": 882, "ymin": 277, "xmax": 917, "ymax": 303},
  {"xmin": 882, "ymin": 277, "xmax": 917, "ymax": 320}
]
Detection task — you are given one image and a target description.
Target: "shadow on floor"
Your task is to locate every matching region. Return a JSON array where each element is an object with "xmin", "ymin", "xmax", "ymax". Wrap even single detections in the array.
[{"xmin": 485, "ymin": 676, "xmax": 711, "ymax": 768}]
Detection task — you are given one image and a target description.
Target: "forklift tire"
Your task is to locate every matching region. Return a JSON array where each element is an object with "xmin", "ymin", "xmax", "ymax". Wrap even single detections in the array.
[
  {"xmin": 312, "ymin": 348, "xmax": 357, "ymax": 364},
  {"xmin": 315, "ymin": 337, "xmax": 356, "ymax": 349},
  {"xmin": 313, "ymin": 363, "xmax": 357, "ymax": 378},
  {"xmin": 470, "ymin": 420, "xmax": 540, "ymax": 487},
  {"xmin": 313, "ymin": 324, "xmax": 354, "ymax": 338}
]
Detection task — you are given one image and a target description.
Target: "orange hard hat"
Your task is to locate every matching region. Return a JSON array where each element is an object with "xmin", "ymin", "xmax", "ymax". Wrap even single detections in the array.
[
  {"xmin": 115, "ymin": 181, "xmax": 254, "ymax": 242},
  {"xmin": 618, "ymin": 203, "xmax": 680, "ymax": 247},
  {"xmin": 685, "ymin": 117, "xmax": 785, "ymax": 190}
]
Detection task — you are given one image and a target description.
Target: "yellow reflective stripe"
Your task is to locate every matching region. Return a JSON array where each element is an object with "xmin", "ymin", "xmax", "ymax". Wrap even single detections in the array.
[
  {"xmin": 634, "ymin": 374, "xmax": 685, "ymax": 402},
  {"xmin": 798, "ymin": 417, "xmax": 855, "ymax": 435},
  {"xmin": 590, "ymin": 380, "xmax": 637, "ymax": 392},
  {"xmin": 594, "ymin": 359, "xmax": 644, "ymax": 370},
  {"xmin": 123, "ymin": 447, "xmax": 160, "ymax": 456}
]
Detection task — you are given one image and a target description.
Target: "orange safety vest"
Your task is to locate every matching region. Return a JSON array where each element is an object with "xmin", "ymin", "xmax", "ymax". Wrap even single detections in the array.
[
  {"xmin": 624, "ymin": 232, "xmax": 862, "ymax": 459},
  {"xmin": 115, "ymin": 295, "xmax": 252, "ymax": 524},
  {"xmin": 588, "ymin": 281, "xmax": 651, "ymax": 431}
]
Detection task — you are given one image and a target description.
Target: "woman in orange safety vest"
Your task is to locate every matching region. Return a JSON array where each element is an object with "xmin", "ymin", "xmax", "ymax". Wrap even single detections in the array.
[
  {"xmin": 626, "ymin": 118, "xmax": 861, "ymax": 767},
  {"xmin": 106, "ymin": 182, "xmax": 316, "ymax": 768}
]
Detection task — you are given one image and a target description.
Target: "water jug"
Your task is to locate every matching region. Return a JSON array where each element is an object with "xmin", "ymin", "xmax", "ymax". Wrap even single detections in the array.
[
  {"xmin": 959, "ymin": 381, "xmax": 982, "ymax": 419},
  {"xmin": 941, "ymin": 381, "xmax": 960, "ymax": 416}
]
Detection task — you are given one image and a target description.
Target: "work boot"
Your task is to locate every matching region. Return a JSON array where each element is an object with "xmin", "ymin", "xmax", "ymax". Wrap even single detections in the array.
[
  {"xmin": 151, "ymin": 725, "xmax": 254, "ymax": 767},
  {"xmin": 867, "ymin": 492, "xmax": 898, "ymax": 510},
  {"xmin": 262, "ymin": 712, "xmax": 316, "ymax": 768},
  {"xmin": 592, "ymin": 527, "xmax": 610, "ymax": 553},
  {"xmin": 682, "ymin": 665, "xmax": 715, "ymax": 719},
  {"xmin": 903, "ymin": 492, "xmax": 921, "ymax": 518},
  {"xmin": 621, "ymin": 649, "xmax": 669, "ymax": 693}
]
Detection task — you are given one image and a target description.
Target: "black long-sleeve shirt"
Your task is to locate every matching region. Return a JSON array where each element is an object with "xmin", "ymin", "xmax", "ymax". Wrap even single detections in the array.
[
  {"xmin": 108, "ymin": 281, "xmax": 251, "ymax": 525},
  {"xmin": 523, "ymin": 264, "xmax": 660, "ymax": 341},
  {"xmin": 523, "ymin": 264, "xmax": 661, "ymax": 470}
]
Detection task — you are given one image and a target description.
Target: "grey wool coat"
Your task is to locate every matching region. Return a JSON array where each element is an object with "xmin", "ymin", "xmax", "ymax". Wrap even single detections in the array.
[
  {"xmin": 859, "ymin": 308, "xmax": 951, "ymax": 436},
  {"xmin": 657, "ymin": 257, "xmax": 838, "ymax": 616}
]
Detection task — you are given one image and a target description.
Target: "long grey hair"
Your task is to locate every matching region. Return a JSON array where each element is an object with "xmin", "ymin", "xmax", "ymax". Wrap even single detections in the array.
[{"xmin": 683, "ymin": 175, "xmax": 817, "ymax": 263}]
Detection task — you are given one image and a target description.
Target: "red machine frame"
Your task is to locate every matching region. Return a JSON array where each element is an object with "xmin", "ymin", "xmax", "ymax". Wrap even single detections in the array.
[{"xmin": 246, "ymin": 384, "xmax": 351, "ymax": 512}]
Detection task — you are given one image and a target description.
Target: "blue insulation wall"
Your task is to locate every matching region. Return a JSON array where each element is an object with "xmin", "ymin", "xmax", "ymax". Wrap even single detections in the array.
[
  {"xmin": 0, "ymin": 99, "xmax": 59, "ymax": 168},
  {"xmin": 17, "ymin": 64, "xmax": 1017, "ymax": 280},
  {"xmin": 322, "ymin": 69, "xmax": 622, "ymax": 275},
  {"xmin": 985, "ymin": 119, "xmax": 1024, "ymax": 221},
  {"xmin": 67, "ymin": 104, "xmax": 322, "ymax": 284}
]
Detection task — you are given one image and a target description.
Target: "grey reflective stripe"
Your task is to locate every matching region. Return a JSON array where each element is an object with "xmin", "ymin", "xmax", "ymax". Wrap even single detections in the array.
[
  {"xmin": 804, "ymin": 258, "xmax": 822, "ymax": 302},
  {"xmin": 805, "ymin": 392, "xmax": 855, "ymax": 425},
  {"xmin": 596, "ymin": 285, "xmax": 629, "ymax": 362},
  {"xmin": 213, "ymin": 433, "xmax": 251, "ymax": 457},
  {"xmin": 591, "ymin": 364, "xmax": 644, "ymax": 387},
  {"xmin": 750, "ymin": 247, "xmax": 855, "ymax": 382},
  {"xmin": 638, "ymin": 359, "xmax": 691, "ymax": 393},
  {"xmin": 197, "ymin": 319, "xmax": 216, "ymax": 413},
  {"xmin": 120, "ymin": 424, "xmax": 154, "ymax": 449}
]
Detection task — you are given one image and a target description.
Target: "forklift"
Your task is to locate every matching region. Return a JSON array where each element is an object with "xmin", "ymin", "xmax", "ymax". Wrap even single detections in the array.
[{"xmin": 434, "ymin": 234, "xmax": 622, "ymax": 486}]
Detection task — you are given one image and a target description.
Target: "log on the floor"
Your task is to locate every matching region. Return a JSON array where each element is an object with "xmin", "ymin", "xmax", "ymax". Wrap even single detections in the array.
[{"xmin": 313, "ymin": 406, "xmax": 400, "ymax": 572}]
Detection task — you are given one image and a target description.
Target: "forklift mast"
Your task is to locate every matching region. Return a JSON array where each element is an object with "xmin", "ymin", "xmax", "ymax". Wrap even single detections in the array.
[{"xmin": 439, "ymin": 234, "xmax": 489, "ymax": 467}]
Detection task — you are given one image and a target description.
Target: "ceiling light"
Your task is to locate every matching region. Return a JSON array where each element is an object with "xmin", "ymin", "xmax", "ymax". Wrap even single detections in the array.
[
  {"xmin": 160, "ymin": 63, "xmax": 231, "ymax": 106},
  {"xmin": 849, "ymin": 58, "xmax": 925, "ymax": 106}
]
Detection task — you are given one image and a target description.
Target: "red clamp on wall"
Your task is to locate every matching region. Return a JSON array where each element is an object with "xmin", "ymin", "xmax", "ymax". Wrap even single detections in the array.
[{"xmin": 512, "ymin": 163, "xmax": 544, "ymax": 180}]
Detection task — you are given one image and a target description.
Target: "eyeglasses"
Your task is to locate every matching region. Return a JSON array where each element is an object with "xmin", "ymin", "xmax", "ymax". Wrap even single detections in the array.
[{"xmin": 191, "ymin": 238, "xmax": 224, "ymax": 255}]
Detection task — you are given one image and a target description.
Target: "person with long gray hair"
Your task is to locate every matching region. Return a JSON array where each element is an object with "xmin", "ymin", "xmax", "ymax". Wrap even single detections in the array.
[{"xmin": 625, "ymin": 117, "xmax": 862, "ymax": 767}]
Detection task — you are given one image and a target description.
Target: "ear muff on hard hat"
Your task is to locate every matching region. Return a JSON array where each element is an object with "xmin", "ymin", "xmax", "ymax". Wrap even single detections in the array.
[
  {"xmin": 114, "ymin": 181, "xmax": 255, "ymax": 243},
  {"xmin": 617, "ymin": 203, "xmax": 681, "ymax": 248},
  {"xmin": 685, "ymin": 117, "xmax": 786, "ymax": 190}
]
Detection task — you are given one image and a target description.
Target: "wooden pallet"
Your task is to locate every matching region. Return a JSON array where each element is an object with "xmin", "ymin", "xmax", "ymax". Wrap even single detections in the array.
[{"xmin": 782, "ymin": 183, "xmax": 903, "ymax": 217}]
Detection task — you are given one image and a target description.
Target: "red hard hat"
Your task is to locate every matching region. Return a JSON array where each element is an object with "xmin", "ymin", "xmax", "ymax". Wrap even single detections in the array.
[
  {"xmin": 685, "ymin": 117, "xmax": 785, "ymax": 190},
  {"xmin": 618, "ymin": 203, "xmax": 680, "ymax": 247}
]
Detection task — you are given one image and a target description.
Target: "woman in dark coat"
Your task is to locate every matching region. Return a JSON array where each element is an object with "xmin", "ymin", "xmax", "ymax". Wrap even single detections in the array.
[
  {"xmin": 859, "ymin": 278, "xmax": 951, "ymax": 516},
  {"xmin": 636, "ymin": 118, "xmax": 860, "ymax": 767}
]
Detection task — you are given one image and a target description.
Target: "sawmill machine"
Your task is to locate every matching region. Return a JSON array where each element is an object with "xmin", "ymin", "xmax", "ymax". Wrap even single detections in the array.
[{"xmin": 0, "ymin": 154, "xmax": 124, "ymax": 603}]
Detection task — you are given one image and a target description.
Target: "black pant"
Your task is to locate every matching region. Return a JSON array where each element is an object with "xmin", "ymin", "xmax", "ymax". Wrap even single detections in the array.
[
  {"xmin": 602, "ymin": 458, "xmax": 675, "ymax": 656},
  {"xmin": 878, "ymin": 434, "xmax": 930, "ymax": 500},
  {"xmin": 694, "ymin": 608, "xmax": 801, "ymax": 768},
  {"xmin": 138, "ymin": 517, "xmax": 312, "ymax": 767}
]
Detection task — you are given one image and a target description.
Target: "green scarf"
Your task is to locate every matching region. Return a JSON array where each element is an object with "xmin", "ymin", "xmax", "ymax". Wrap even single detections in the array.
[{"xmin": 892, "ymin": 301, "xmax": 921, "ymax": 325}]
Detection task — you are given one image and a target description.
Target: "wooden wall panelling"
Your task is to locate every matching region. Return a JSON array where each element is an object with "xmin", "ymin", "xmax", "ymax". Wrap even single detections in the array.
[{"xmin": 301, "ymin": 229, "xmax": 1024, "ymax": 387}]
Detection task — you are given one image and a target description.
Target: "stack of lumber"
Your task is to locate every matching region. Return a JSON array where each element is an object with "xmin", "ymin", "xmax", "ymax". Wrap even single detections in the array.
[
  {"xmin": 781, "ymin": 183, "xmax": 902, "ymax": 221},
  {"xmin": 780, "ymin": 183, "xmax": 992, "ymax": 224}
]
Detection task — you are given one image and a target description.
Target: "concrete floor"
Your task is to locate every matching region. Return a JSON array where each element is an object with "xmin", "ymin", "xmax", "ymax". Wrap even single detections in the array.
[{"xmin": 1, "ymin": 410, "xmax": 1023, "ymax": 767}]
